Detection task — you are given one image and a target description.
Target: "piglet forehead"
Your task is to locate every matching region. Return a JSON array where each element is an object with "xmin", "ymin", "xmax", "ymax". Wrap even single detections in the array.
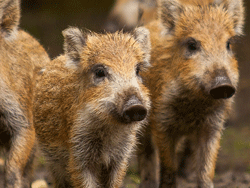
[
  {"xmin": 176, "ymin": 6, "xmax": 235, "ymax": 38},
  {"xmin": 81, "ymin": 32, "xmax": 144, "ymax": 72}
]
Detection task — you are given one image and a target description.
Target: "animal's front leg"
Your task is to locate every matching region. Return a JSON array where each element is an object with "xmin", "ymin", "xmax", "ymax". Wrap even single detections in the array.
[
  {"xmin": 156, "ymin": 134, "xmax": 177, "ymax": 188},
  {"xmin": 138, "ymin": 127, "xmax": 160, "ymax": 188},
  {"xmin": 194, "ymin": 128, "xmax": 222, "ymax": 188},
  {"xmin": 107, "ymin": 158, "xmax": 129, "ymax": 188},
  {"xmin": 5, "ymin": 127, "xmax": 36, "ymax": 188},
  {"xmin": 69, "ymin": 153, "xmax": 100, "ymax": 188}
]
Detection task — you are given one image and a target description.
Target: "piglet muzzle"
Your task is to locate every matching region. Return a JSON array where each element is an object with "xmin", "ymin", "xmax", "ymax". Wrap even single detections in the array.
[
  {"xmin": 122, "ymin": 95, "xmax": 147, "ymax": 123},
  {"xmin": 209, "ymin": 76, "xmax": 236, "ymax": 99}
]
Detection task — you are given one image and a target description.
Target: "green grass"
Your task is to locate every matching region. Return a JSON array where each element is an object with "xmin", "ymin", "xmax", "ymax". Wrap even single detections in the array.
[{"xmin": 217, "ymin": 125, "xmax": 250, "ymax": 172}]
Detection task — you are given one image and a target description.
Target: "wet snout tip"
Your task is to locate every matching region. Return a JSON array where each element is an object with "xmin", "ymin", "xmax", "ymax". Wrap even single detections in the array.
[
  {"xmin": 210, "ymin": 84, "xmax": 236, "ymax": 99},
  {"xmin": 123, "ymin": 104, "xmax": 147, "ymax": 123},
  {"xmin": 122, "ymin": 96, "xmax": 147, "ymax": 123},
  {"xmin": 209, "ymin": 76, "xmax": 236, "ymax": 99}
]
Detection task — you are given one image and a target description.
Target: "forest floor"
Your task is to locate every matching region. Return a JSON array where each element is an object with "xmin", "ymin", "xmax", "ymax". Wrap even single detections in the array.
[{"xmin": 0, "ymin": 125, "xmax": 250, "ymax": 188}]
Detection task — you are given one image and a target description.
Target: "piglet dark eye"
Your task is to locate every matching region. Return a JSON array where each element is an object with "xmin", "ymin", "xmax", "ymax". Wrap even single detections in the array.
[
  {"xmin": 136, "ymin": 65, "xmax": 140, "ymax": 76},
  {"xmin": 188, "ymin": 42, "xmax": 197, "ymax": 51},
  {"xmin": 183, "ymin": 37, "xmax": 201, "ymax": 57},
  {"xmin": 227, "ymin": 40, "xmax": 231, "ymax": 51},
  {"xmin": 92, "ymin": 65, "xmax": 108, "ymax": 84},
  {"xmin": 95, "ymin": 68, "xmax": 106, "ymax": 78},
  {"xmin": 187, "ymin": 38, "xmax": 198, "ymax": 52}
]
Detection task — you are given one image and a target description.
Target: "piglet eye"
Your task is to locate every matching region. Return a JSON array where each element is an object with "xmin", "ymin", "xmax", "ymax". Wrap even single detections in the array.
[
  {"xmin": 187, "ymin": 39, "xmax": 198, "ymax": 52},
  {"xmin": 136, "ymin": 65, "xmax": 140, "ymax": 76},
  {"xmin": 184, "ymin": 37, "xmax": 200, "ymax": 57},
  {"xmin": 227, "ymin": 40, "xmax": 231, "ymax": 51},
  {"xmin": 92, "ymin": 65, "xmax": 108, "ymax": 84},
  {"xmin": 183, "ymin": 37, "xmax": 201, "ymax": 58},
  {"xmin": 95, "ymin": 67, "xmax": 106, "ymax": 78}
]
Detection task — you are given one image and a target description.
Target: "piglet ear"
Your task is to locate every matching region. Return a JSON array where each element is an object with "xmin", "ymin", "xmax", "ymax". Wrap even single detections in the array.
[
  {"xmin": 0, "ymin": 0, "xmax": 20, "ymax": 39},
  {"xmin": 133, "ymin": 27, "xmax": 151, "ymax": 67},
  {"xmin": 159, "ymin": 0, "xmax": 183, "ymax": 32},
  {"xmin": 62, "ymin": 27, "xmax": 87, "ymax": 69},
  {"xmin": 213, "ymin": 0, "xmax": 245, "ymax": 35},
  {"xmin": 226, "ymin": 0, "xmax": 244, "ymax": 35}
]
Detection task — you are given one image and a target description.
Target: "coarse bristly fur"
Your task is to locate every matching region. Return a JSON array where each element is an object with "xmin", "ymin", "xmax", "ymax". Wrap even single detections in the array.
[
  {"xmin": 138, "ymin": 0, "xmax": 245, "ymax": 188},
  {"xmin": 34, "ymin": 26, "xmax": 151, "ymax": 188},
  {"xmin": 0, "ymin": 0, "xmax": 50, "ymax": 187}
]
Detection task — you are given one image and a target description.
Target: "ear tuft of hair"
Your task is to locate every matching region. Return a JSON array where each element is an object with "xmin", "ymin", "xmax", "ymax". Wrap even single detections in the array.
[
  {"xmin": 62, "ymin": 27, "xmax": 87, "ymax": 69},
  {"xmin": 133, "ymin": 27, "xmax": 151, "ymax": 66},
  {"xmin": 159, "ymin": 0, "xmax": 183, "ymax": 32},
  {"xmin": 213, "ymin": 0, "xmax": 245, "ymax": 35},
  {"xmin": 0, "ymin": 0, "xmax": 20, "ymax": 39},
  {"xmin": 226, "ymin": 0, "xmax": 244, "ymax": 35}
]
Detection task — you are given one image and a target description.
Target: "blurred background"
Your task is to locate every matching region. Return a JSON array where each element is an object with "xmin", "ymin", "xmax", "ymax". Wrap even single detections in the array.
[{"xmin": 16, "ymin": 0, "xmax": 250, "ymax": 187}]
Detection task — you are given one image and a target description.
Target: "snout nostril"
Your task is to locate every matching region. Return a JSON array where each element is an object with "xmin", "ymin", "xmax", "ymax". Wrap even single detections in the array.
[
  {"xmin": 210, "ymin": 85, "xmax": 236, "ymax": 99},
  {"xmin": 123, "ymin": 105, "xmax": 147, "ymax": 123}
]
